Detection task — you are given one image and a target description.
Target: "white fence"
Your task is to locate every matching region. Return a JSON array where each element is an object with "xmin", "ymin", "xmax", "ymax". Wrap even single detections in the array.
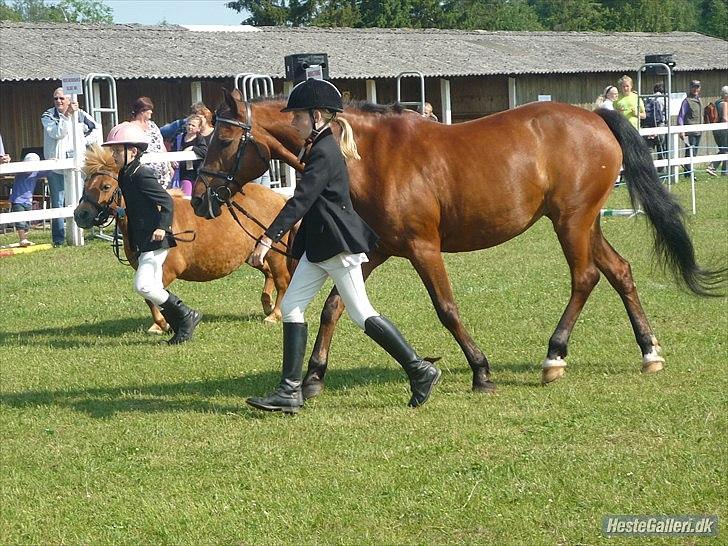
[{"xmin": 1, "ymin": 122, "xmax": 726, "ymax": 245}]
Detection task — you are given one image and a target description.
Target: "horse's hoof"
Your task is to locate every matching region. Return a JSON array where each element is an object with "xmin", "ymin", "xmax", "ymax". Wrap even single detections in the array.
[
  {"xmin": 641, "ymin": 359, "xmax": 664, "ymax": 374},
  {"xmin": 302, "ymin": 381, "xmax": 324, "ymax": 400},
  {"xmin": 472, "ymin": 380, "xmax": 496, "ymax": 393},
  {"xmin": 147, "ymin": 323, "xmax": 169, "ymax": 335},
  {"xmin": 541, "ymin": 366, "xmax": 566, "ymax": 384}
]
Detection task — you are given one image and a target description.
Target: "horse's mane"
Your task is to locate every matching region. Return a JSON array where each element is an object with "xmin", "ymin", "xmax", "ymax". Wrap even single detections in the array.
[
  {"xmin": 83, "ymin": 144, "xmax": 116, "ymax": 176},
  {"xmin": 243, "ymin": 93, "xmax": 411, "ymax": 117}
]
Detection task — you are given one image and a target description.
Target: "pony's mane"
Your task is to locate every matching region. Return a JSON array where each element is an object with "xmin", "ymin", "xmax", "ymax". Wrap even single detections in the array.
[{"xmin": 83, "ymin": 144, "xmax": 116, "ymax": 177}]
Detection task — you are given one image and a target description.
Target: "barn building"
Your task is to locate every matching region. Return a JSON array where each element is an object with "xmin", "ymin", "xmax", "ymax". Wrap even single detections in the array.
[{"xmin": 0, "ymin": 21, "xmax": 726, "ymax": 161}]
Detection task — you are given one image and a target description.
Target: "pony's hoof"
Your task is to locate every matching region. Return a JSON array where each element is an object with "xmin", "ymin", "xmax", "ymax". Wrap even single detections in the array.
[
  {"xmin": 641, "ymin": 359, "xmax": 664, "ymax": 374},
  {"xmin": 263, "ymin": 314, "xmax": 280, "ymax": 324},
  {"xmin": 541, "ymin": 358, "xmax": 567, "ymax": 384},
  {"xmin": 147, "ymin": 323, "xmax": 169, "ymax": 335},
  {"xmin": 472, "ymin": 380, "xmax": 496, "ymax": 393}
]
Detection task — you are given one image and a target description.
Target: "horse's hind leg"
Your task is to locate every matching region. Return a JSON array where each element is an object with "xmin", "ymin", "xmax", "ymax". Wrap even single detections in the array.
[
  {"xmin": 145, "ymin": 299, "xmax": 170, "ymax": 334},
  {"xmin": 302, "ymin": 251, "xmax": 389, "ymax": 399},
  {"xmin": 263, "ymin": 252, "xmax": 292, "ymax": 324},
  {"xmin": 592, "ymin": 226, "xmax": 664, "ymax": 373},
  {"xmin": 543, "ymin": 218, "xmax": 601, "ymax": 384},
  {"xmin": 408, "ymin": 245, "xmax": 495, "ymax": 393},
  {"xmin": 257, "ymin": 261, "xmax": 276, "ymax": 319}
]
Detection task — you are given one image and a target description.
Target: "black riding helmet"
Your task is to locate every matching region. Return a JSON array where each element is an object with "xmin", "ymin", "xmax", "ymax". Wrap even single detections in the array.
[{"xmin": 281, "ymin": 78, "xmax": 343, "ymax": 113}]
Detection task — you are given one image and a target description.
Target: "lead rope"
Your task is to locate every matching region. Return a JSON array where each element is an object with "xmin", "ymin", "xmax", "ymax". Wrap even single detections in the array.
[{"xmin": 224, "ymin": 200, "xmax": 294, "ymax": 259}]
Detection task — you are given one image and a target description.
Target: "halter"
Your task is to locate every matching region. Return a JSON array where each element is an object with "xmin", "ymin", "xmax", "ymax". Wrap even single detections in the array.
[{"xmin": 79, "ymin": 170, "xmax": 122, "ymax": 227}]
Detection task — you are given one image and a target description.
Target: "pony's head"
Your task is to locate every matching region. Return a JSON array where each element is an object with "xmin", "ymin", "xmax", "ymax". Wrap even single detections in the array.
[
  {"xmin": 191, "ymin": 88, "xmax": 271, "ymax": 219},
  {"xmin": 74, "ymin": 144, "xmax": 122, "ymax": 228}
]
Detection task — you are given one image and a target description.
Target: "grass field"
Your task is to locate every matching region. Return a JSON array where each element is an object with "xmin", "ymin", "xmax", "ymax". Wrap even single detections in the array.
[{"xmin": 1, "ymin": 177, "xmax": 726, "ymax": 544}]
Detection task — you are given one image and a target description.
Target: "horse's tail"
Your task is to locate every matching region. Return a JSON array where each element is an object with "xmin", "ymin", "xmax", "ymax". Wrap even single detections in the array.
[
  {"xmin": 595, "ymin": 108, "xmax": 726, "ymax": 297},
  {"xmin": 334, "ymin": 116, "xmax": 361, "ymax": 161}
]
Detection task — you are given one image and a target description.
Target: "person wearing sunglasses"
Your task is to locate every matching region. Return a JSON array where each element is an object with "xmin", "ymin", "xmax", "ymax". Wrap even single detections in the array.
[{"xmin": 41, "ymin": 87, "xmax": 98, "ymax": 246}]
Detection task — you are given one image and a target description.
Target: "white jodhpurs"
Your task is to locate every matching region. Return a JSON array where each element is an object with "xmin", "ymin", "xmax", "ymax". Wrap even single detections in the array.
[
  {"xmin": 281, "ymin": 252, "xmax": 378, "ymax": 329},
  {"xmin": 134, "ymin": 249, "xmax": 170, "ymax": 306}
]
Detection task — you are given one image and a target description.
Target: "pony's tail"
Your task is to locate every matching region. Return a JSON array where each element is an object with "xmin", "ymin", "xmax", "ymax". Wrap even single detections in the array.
[
  {"xmin": 595, "ymin": 108, "xmax": 726, "ymax": 297},
  {"xmin": 334, "ymin": 116, "xmax": 361, "ymax": 161}
]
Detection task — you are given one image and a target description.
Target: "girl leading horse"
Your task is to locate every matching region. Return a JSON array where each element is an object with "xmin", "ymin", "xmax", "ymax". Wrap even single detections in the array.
[{"xmin": 192, "ymin": 88, "xmax": 724, "ymax": 394}]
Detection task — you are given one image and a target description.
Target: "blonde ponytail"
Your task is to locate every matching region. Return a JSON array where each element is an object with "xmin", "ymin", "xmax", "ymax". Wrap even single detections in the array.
[{"xmin": 334, "ymin": 116, "xmax": 361, "ymax": 161}]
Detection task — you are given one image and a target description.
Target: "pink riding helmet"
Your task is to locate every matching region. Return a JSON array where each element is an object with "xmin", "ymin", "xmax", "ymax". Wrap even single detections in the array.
[{"xmin": 102, "ymin": 122, "xmax": 150, "ymax": 151}]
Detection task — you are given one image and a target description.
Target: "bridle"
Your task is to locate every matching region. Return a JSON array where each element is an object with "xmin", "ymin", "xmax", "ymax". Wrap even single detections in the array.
[
  {"xmin": 79, "ymin": 170, "xmax": 122, "ymax": 227},
  {"xmin": 197, "ymin": 101, "xmax": 269, "ymax": 205},
  {"xmin": 196, "ymin": 100, "xmax": 294, "ymax": 258}
]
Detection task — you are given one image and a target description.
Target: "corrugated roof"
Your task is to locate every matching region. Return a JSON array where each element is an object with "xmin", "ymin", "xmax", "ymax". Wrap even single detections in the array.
[{"xmin": 0, "ymin": 21, "xmax": 726, "ymax": 82}]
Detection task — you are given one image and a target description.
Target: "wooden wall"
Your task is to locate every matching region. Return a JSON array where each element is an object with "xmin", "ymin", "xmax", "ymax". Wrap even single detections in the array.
[{"xmin": 1, "ymin": 69, "xmax": 725, "ymax": 162}]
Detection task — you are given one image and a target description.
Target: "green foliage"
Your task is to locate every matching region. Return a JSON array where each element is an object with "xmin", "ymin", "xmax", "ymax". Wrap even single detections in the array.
[
  {"xmin": 225, "ymin": 0, "xmax": 728, "ymax": 36},
  {"xmin": 0, "ymin": 0, "xmax": 111, "ymax": 22}
]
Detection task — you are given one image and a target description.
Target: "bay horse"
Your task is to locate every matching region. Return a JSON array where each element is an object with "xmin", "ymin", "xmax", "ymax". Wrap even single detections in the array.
[
  {"xmin": 75, "ymin": 144, "xmax": 294, "ymax": 331},
  {"xmin": 192, "ymin": 89, "xmax": 724, "ymax": 394}
]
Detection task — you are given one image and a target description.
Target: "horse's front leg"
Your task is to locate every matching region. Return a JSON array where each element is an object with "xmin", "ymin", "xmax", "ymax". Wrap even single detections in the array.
[
  {"xmin": 409, "ymin": 246, "xmax": 495, "ymax": 393},
  {"xmin": 302, "ymin": 251, "xmax": 389, "ymax": 399}
]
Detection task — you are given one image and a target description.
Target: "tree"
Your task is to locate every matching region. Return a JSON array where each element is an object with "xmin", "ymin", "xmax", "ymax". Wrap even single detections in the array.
[{"xmin": 0, "ymin": 0, "xmax": 112, "ymax": 22}]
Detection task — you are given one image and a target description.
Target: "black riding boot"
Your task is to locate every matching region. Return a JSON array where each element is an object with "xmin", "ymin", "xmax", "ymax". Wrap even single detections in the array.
[
  {"xmin": 159, "ymin": 293, "xmax": 202, "ymax": 345},
  {"xmin": 247, "ymin": 322, "xmax": 308, "ymax": 414},
  {"xmin": 364, "ymin": 315, "xmax": 442, "ymax": 407}
]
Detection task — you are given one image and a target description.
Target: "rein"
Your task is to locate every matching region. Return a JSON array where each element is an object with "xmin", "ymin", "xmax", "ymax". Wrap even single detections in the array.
[{"xmin": 224, "ymin": 195, "xmax": 294, "ymax": 259}]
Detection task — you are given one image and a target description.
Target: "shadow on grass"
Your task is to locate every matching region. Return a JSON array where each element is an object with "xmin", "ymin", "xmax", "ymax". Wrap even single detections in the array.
[
  {"xmin": 0, "ymin": 360, "xmax": 547, "ymax": 419},
  {"xmin": 0, "ymin": 312, "xmax": 271, "ymax": 348}
]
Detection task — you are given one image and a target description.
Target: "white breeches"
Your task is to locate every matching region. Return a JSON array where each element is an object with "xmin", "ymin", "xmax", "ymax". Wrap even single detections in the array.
[
  {"xmin": 281, "ymin": 252, "xmax": 378, "ymax": 329},
  {"xmin": 134, "ymin": 249, "xmax": 169, "ymax": 306}
]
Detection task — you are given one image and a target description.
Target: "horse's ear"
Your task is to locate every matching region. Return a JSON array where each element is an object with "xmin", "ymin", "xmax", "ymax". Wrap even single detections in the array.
[
  {"xmin": 222, "ymin": 87, "xmax": 236, "ymax": 112},
  {"xmin": 230, "ymin": 88, "xmax": 243, "ymax": 102}
]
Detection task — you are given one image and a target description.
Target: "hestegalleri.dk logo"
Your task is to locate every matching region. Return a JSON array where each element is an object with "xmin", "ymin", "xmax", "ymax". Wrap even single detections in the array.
[{"xmin": 602, "ymin": 515, "xmax": 718, "ymax": 537}]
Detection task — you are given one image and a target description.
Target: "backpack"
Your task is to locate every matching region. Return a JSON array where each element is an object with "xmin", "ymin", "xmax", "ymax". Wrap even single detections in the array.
[
  {"xmin": 644, "ymin": 96, "xmax": 665, "ymax": 127},
  {"xmin": 704, "ymin": 102, "xmax": 718, "ymax": 123}
]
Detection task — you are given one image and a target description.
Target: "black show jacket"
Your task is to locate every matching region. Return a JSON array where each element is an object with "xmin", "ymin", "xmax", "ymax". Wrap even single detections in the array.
[
  {"xmin": 118, "ymin": 157, "xmax": 176, "ymax": 254},
  {"xmin": 265, "ymin": 128, "xmax": 378, "ymax": 262}
]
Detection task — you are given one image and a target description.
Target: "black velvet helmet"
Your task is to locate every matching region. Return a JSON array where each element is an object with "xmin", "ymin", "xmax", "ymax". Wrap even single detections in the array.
[{"xmin": 281, "ymin": 78, "xmax": 343, "ymax": 113}]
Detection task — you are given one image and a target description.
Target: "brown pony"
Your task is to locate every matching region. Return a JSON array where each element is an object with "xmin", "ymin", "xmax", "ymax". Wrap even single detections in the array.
[
  {"xmin": 192, "ymin": 89, "xmax": 724, "ymax": 394},
  {"xmin": 75, "ymin": 144, "xmax": 293, "ymax": 330}
]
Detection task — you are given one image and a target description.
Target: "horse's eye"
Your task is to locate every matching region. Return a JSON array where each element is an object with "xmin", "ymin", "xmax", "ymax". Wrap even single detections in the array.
[{"xmin": 101, "ymin": 184, "xmax": 112, "ymax": 191}]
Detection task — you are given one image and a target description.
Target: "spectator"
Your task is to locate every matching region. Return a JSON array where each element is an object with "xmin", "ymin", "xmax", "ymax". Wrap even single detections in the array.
[
  {"xmin": 0, "ymin": 132, "xmax": 10, "ymax": 163},
  {"xmin": 677, "ymin": 80, "xmax": 705, "ymax": 177},
  {"xmin": 711, "ymin": 85, "xmax": 728, "ymax": 176},
  {"xmin": 129, "ymin": 96, "xmax": 172, "ymax": 188},
  {"xmin": 171, "ymin": 114, "xmax": 207, "ymax": 198},
  {"xmin": 614, "ymin": 75, "xmax": 646, "ymax": 130},
  {"xmin": 160, "ymin": 102, "xmax": 215, "ymax": 144},
  {"xmin": 41, "ymin": 87, "xmax": 98, "ymax": 247},
  {"xmin": 10, "ymin": 153, "xmax": 47, "ymax": 247},
  {"xmin": 595, "ymin": 85, "xmax": 618, "ymax": 110},
  {"xmin": 643, "ymin": 83, "xmax": 668, "ymax": 173},
  {"xmin": 423, "ymin": 101, "xmax": 438, "ymax": 121}
]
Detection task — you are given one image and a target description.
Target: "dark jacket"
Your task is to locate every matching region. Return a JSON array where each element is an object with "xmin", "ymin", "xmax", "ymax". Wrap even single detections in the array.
[
  {"xmin": 173, "ymin": 132, "xmax": 208, "ymax": 182},
  {"xmin": 119, "ymin": 157, "xmax": 176, "ymax": 254},
  {"xmin": 265, "ymin": 128, "xmax": 378, "ymax": 262}
]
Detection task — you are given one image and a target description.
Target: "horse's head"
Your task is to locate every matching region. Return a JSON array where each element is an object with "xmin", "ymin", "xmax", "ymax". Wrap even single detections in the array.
[
  {"xmin": 191, "ymin": 88, "xmax": 271, "ymax": 219},
  {"xmin": 74, "ymin": 144, "xmax": 122, "ymax": 228}
]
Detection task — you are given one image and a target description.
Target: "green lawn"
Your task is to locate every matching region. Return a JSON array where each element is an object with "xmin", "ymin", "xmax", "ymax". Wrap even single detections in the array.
[{"xmin": 1, "ymin": 177, "xmax": 726, "ymax": 545}]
